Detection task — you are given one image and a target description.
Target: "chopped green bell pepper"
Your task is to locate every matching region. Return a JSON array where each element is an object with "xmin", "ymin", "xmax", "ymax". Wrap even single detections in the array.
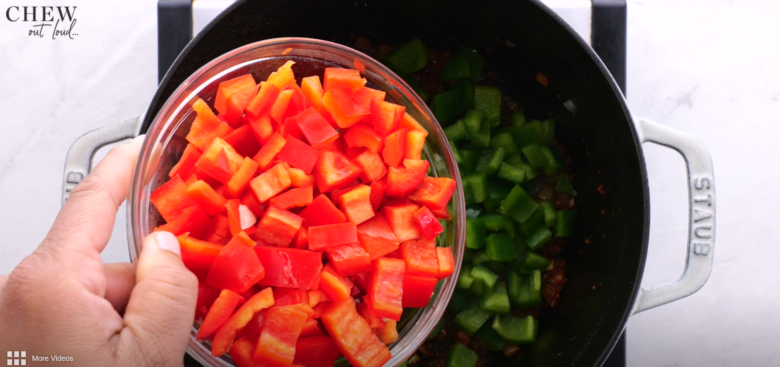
[
  {"xmin": 480, "ymin": 281, "xmax": 511, "ymax": 314},
  {"xmin": 446, "ymin": 343, "xmax": 478, "ymax": 367},
  {"xmin": 489, "ymin": 129, "xmax": 518, "ymax": 156},
  {"xmin": 511, "ymin": 111, "xmax": 526, "ymax": 128},
  {"xmin": 479, "ymin": 214, "xmax": 516, "ymax": 238},
  {"xmin": 475, "ymin": 319, "xmax": 506, "ymax": 351},
  {"xmin": 458, "ymin": 264, "xmax": 475, "ymax": 289},
  {"xmin": 434, "ymin": 90, "xmax": 463, "ymax": 123},
  {"xmin": 540, "ymin": 200, "xmax": 557, "ymax": 227},
  {"xmin": 454, "ymin": 307, "xmax": 492, "ymax": 335},
  {"xmin": 445, "ymin": 119, "xmax": 467, "ymax": 141},
  {"xmin": 465, "ymin": 218, "xmax": 487, "ymax": 249},
  {"xmin": 486, "ymin": 233, "xmax": 516, "ymax": 262},
  {"xmin": 459, "ymin": 149, "xmax": 480, "ymax": 174},
  {"xmin": 466, "ymin": 204, "xmax": 483, "ymax": 219},
  {"xmin": 520, "ymin": 251, "xmax": 550, "ymax": 271},
  {"xmin": 524, "ymin": 225, "xmax": 552, "ymax": 250},
  {"xmin": 556, "ymin": 174, "xmax": 577, "ymax": 196},
  {"xmin": 474, "ymin": 86, "xmax": 501, "ymax": 127},
  {"xmin": 464, "ymin": 171, "xmax": 488, "ymax": 203},
  {"xmin": 386, "ymin": 37, "xmax": 428, "ymax": 74},
  {"xmin": 463, "ymin": 109, "xmax": 490, "ymax": 147},
  {"xmin": 471, "ymin": 250, "xmax": 491, "ymax": 265},
  {"xmin": 522, "ymin": 143, "xmax": 549, "ymax": 169},
  {"xmin": 540, "ymin": 145, "xmax": 560, "ymax": 175},
  {"xmin": 492, "ymin": 315, "xmax": 538, "ymax": 344},
  {"xmin": 483, "ymin": 179, "xmax": 513, "ymax": 211},
  {"xmin": 512, "ymin": 120, "xmax": 544, "ymax": 147},
  {"xmin": 449, "ymin": 288, "xmax": 477, "ymax": 312},
  {"xmin": 441, "ymin": 48, "xmax": 471, "ymax": 81},
  {"xmin": 518, "ymin": 162, "xmax": 539, "ymax": 181},
  {"xmin": 519, "ymin": 206, "xmax": 544, "ymax": 235},
  {"xmin": 556, "ymin": 210, "xmax": 575, "ymax": 237},
  {"xmin": 501, "ymin": 184, "xmax": 539, "ymax": 223},
  {"xmin": 504, "ymin": 153, "xmax": 523, "ymax": 167},
  {"xmin": 507, "ymin": 270, "xmax": 542, "ymax": 309},
  {"xmin": 469, "ymin": 264, "xmax": 498, "ymax": 296},
  {"xmin": 465, "ymin": 47, "xmax": 485, "ymax": 84},
  {"xmin": 497, "ymin": 163, "xmax": 526, "ymax": 184},
  {"xmin": 454, "ymin": 81, "xmax": 475, "ymax": 110},
  {"xmin": 541, "ymin": 118, "xmax": 555, "ymax": 143},
  {"xmin": 475, "ymin": 148, "xmax": 506, "ymax": 176}
]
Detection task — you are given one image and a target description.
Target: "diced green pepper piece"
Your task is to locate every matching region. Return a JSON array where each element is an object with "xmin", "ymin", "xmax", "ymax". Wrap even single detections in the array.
[
  {"xmin": 541, "ymin": 118, "xmax": 555, "ymax": 143},
  {"xmin": 524, "ymin": 225, "xmax": 552, "ymax": 250},
  {"xmin": 475, "ymin": 148, "xmax": 506, "ymax": 176},
  {"xmin": 522, "ymin": 252, "xmax": 551, "ymax": 271},
  {"xmin": 451, "ymin": 140, "xmax": 463, "ymax": 164},
  {"xmin": 519, "ymin": 206, "xmax": 544, "ymax": 235},
  {"xmin": 434, "ymin": 90, "xmax": 463, "ymax": 123},
  {"xmin": 445, "ymin": 119, "xmax": 467, "ymax": 141},
  {"xmin": 497, "ymin": 163, "xmax": 526, "ymax": 183},
  {"xmin": 465, "ymin": 47, "xmax": 485, "ymax": 84},
  {"xmin": 464, "ymin": 171, "xmax": 488, "ymax": 203},
  {"xmin": 454, "ymin": 81, "xmax": 475, "ymax": 110},
  {"xmin": 469, "ymin": 265, "xmax": 498, "ymax": 296},
  {"xmin": 483, "ymin": 179, "xmax": 513, "ymax": 211},
  {"xmin": 449, "ymin": 288, "xmax": 477, "ymax": 312},
  {"xmin": 386, "ymin": 37, "xmax": 428, "ymax": 74},
  {"xmin": 474, "ymin": 86, "xmax": 501, "ymax": 127},
  {"xmin": 465, "ymin": 218, "xmax": 487, "ymax": 249},
  {"xmin": 522, "ymin": 143, "xmax": 549, "ymax": 169},
  {"xmin": 493, "ymin": 315, "xmax": 538, "ymax": 344},
  {"xmin": 429, "ymin": 318, "xmax": 445, "ymax": 340},
  {"xmin": 441, "ymin": 48, "xmax": 471, "ymax": 81},
  {"xmin": 518, "ymin": 162, "xmax": 539, "ymax": 181},
  {"xmin": 507, "ymin": 270, "xmax": 542, "ymax": 309},
  {"xmin": 454, "ymin": 307, "xmax": 492, "ymax": 335},
  {"xmin": 540, "ymin": 200, "xmax": 557, "ymax": 227},
  {"xmin": 480, "ymin": 281, "xmax": 511, "ymax": 314},
  {"xmin": 513, "ymin": 120, "xmax": 544, "ymax": 147},
  {"xmin": 556, "ymin": 174, "xmax": 577, "ymax": 196},
  {"xmin": 501, "ymin": 184, "xmax": 539, "ymax": 223},
  {"xmin": 462, "ymin": 179, "xmax": 474, "ymax": 205},
  {"xmin": 458, "ymin": 264, "xmax": 475, "ymax": 289},
  {"xmin": 466, "ymin": 204, "xmax": 483, "ymax": 219},
  {"xmin": 489, "ymin": 129, "xmax": 518, "ymax": 156},
  {"xmin": 475, "ymin": 319, "xmax": 506, "ymax": 351},
  {"xmin": 479, "ymin": 214, "xmax": 515, "ymax": 237},
  {"xmin": 540, "ymin": 145, "xmax": 560, "ymax": 175},
  {"xmin": 511, "ymin": 111, "xmax": 526, "ymax": 128},
  {"xmin": 486, "ymin": 233, "xmax": 516, "ymax": 262},
  {"xmin": 459, "ymin": 149, "xmax": 480, "ymax": 174},
  {"xmin": 504, "ymin": 153, "xmax": 523, "ymax": 167},
  {"xmin": 556, "ymin": 210, "xmax": 575, "ymax": 237},
  {"xmin": 446, "ymin": 343, "xmax": 479, "ymax": 367},
  {"xmin": 472, "ymin": 250, "xmax": 490, "ymax": 265},
  {"xmin": 463, "ymin": 109, "xmax": 490, "ymax": 147}
]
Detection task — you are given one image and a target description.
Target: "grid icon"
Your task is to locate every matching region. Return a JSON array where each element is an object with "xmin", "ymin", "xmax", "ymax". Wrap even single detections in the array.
[{"xmin": 6, "ymin": 352, "xmax": 25, "ymax": 366}]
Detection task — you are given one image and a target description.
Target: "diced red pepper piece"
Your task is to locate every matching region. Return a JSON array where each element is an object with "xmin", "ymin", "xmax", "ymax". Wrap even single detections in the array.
[
  {"xmin": 226, "ymin": 157, "xmax": 260, "ymax": 198},
  {"xmin": 269, "ymin": 186, "xmax": 313, "ymax": 210},
  {"xmin": 255, "ymin": 205, "xmax": 303, "ymax": 247},
  {"xmin": 430, "ymin": 206, "xmax": 451, "ymax": 220},
  {"xmin": 283, "ymin": 82, "xmax": 306, "ymax": 119},
  {"xmin": 384, "ymin": 203, "xmax": 423, "ymax": 242},
  {"xmin": 358, "ymin": 300, "xmax": 384, "ymax": 329},
  {"xmin": 407, "ymin": 177, "xmax": 457, "ymax": 210},
  {"xmin": 318, "ymin": 264, "xmax": 353, "ymax": 302},
  {"xmin": 398, "ymin": 112, "xmax": 427, "ymax": 134},
  {"xmin": 370, "ymin": 100, "xmax": 405, "ymax": 137},
  {"xmin": 177, "ymin": 233, "xmax": 223, "ymax": 283},
  {"xmin": 196, "ymin": 137, "xmax": 245, "ymax": 183},
  {"xmin": 323, "ymin": 88, "xmax": 370, "ymax": 129},
  {"xmin": 301, "ymin": 76, "xmax": 324, "ymax": 110},
  {"xmin": 266, "ymin": 60, "xmax": 296, "ymax": 88},
  {"xmin": 239, "ymin": 190, "xmax": 264, "ymax": 217},
  {"xmin": 299, "ymin": 194, "xmax": 346, "ymax": 227},
  {"xmin": 253, "ymin": 133, "xmax": 287, "ymax": 169},
  {"xmin": 224, "ymin": 124, "xmax": 262, "ymax": 158},
  {"xmin": 204, "ymin": 213, "xmax": 231, "ymax": 244},
  {"xmin": 215, "ymin": 74, "xmax": 258, "ymax": 126},
  {"xmin": 344, "ymin": 124, "xmax": 384, "ymax": 153},
  {"xmin": 314, "ymin": 150, "xmax": 363, "ymax": 193},
  {"xmin": 326, "ymin": 243, "xmax": 372, "ymax": 276},
  {"xmin": 275, "ymin": 135, "xmax": 320, "ymax": 174},
  {"xmin": 169, "ymin": 144, "xmax": 202, "ymax": 180},
  {"xmin": 308, "ymin": 222, "xmax": 358, "ymax": 252},
  {"xmin": 196, "ymin": 289, "xmax": 245, "ymax": 341},
  {"xmin": 279, "ymin": 115, "xmax": 304, "ymax": 141},
  {"xmin": 369, "ymin": 179, "xmax": 385, "ymax": 211},
  {"xmin": 296, "ymin": 107, "xmax": 339, "ymax": 149},
  {"xmin": 318, "ymin": 136, "xmax": 344, "ymax": 153},
  {"xmin": 151, "ymin": 174, "xmax": 199, "ymax": 222},
  {"xmin": 225, "ymin": 199, "xmax": 243, "ymax": 236},
  {"xmin": 253, "ymin": 304, "xmax": 311, "ymax": 365},
  {"xmin": 196, "ymin": 284, "xmax": 220, "ymax": 319},
  {"xmin": 248, "ymin": 114, "xmax": 274, "ymax": 145},
  {"xmin": 155, "ymin": 205, "xmax": 211, "ymax": 238},
  {"xmin": 352, "ymin": 87, "xmax": 386, "ymax": 110},
  {"xmin": 405, "ymin": 130, "xmax": 427, "ymax": 160},
  {"xmin": 246, "ymin": 82, "xmax": 281, "ymax": 122},
  {"xmin": 366, "ymin": 257, "xmax": 405, "ymax": 321},
  {"xmin": 382, "ymin": 128, "xmax": 408, "ymax": 167},
  {"xmin": 250, "ymin": 163, "xmax": 292, "ymax": 203},
  {"xmin": 400, "ymin": 238, "xmax": 439, "ymax": 277},
  {"xmin": 293, "ymin": 336, "xmax": 341, "ymax": 367},
  {"xmin": 237, "ymin": 310, "xmax": 266, "ymax": 342},
  {"xmin": 386, "ymin": 159, "xmax": 429, "ymax": 197},
  {"xmin": 238, "ymin": 285, "xmax": 262, "ymax": 301},
  {"xmin": 300, "ymin": 319, "xmax": 323, "ymax": 337},
  {"xmin": 402, "ymin": 275, "xmax": 437, "ymax": 308},
  {"xmin": 308, "ymin": 289, "xmax": 331, "ymax": 308},
  {"xmin": 356, "ymin": 215, "xmax": 400, "ymax": 261},
  {"xmin": 274, "ymin": 287, "xmax": 310, "ymax": 307},
  {"xmin": 321, "ymin": 298, "xmax": 392, "ymax": 367},
  {"xmin": 414, "ymin": 206, "xmax": 444, "ymax": 240},
  {"xmin": 293, "ymin": 226, "xmax": 309, "ymax": 249},
  {"xmin": 254, "ymin": 246, "xmax": 323, "ymax": 290},
  {"xmin": 229, "ymin": 337, "xmax": 265, "ymax": 367},
  {"xmin": 338, "ymin": 185, "xmax": 375, "ymax": 225},
  {"xmin": 374, "ymin": 319, "xmax": 399, "ymax": 344},
  {"xmin": 381, "ymin": 196, "xmax": 411, "ymax": 208},
  {"xmin": 288, "ymin": 167, "xmax": 316, "ymax": 188},
  {"xmin": 206, "ymin": 232, "xmax": 266, "ymax": 293},
  {"xmin": 354, "ymin": 150, "xmax": 388, "ymax": 183},
  {"xmin": 270, "ymin": 89, "xmax": 295, "ymax": 124},
  {"xmin": 211, "ymin": 288, "xmax": 274, "ymax": 357},
  {"xmin": 435, "ymin": 247, "xmax": 455, "ymax": 279},
  {"xmin": 323, "ymin": 68, "xmax": 366, "ymax": 93},
  {"xmin": 186, "ymin": 98, "xmax": 234, "ymax": 150},
  {"xmin": 329, "ymin": 182, "xmax": 361, "ymax": 204}
]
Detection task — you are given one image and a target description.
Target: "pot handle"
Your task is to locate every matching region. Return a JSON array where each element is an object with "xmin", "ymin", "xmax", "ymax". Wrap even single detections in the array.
[
  {"xmin": 631, "ymin": 117, "xmax": 715, "ymax": 314},
  {"xmin": 61, "ymin": 115, "xmax": 142, "ymax": 206}
]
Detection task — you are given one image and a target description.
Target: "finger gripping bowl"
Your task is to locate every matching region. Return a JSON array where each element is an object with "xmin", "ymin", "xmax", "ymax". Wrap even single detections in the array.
[{"xmin": 126, "ymin": 38, "xmax": 466, "ymax": 367}]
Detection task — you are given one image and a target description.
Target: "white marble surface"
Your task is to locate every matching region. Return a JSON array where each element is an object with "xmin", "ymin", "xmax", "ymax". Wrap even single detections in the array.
[{"xmin": 0, "ymin": 0, "xmax": 776, "ymax": 366}]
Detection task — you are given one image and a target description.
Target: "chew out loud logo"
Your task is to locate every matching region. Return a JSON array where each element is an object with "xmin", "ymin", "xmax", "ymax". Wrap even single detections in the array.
[{"xmin": 5, "ymin": 6, "xmax": 78, "ymax": 39}]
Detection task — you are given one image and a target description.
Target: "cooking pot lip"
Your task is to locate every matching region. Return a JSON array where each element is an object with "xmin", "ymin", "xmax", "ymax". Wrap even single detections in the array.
[{"xmin": 143, "ymin": 0, "xmax": 650, "ymax": 364}]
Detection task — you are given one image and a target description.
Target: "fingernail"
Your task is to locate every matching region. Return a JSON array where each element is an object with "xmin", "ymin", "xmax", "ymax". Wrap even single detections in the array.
[{"xmin": 153, "ymin": 231, "xmax": 181, "ymax": 257}]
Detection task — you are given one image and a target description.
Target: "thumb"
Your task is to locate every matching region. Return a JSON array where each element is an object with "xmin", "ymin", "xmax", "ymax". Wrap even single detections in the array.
[{"xmin": 118, "ymin": 231, "xmax": 198, "ymax": 366}]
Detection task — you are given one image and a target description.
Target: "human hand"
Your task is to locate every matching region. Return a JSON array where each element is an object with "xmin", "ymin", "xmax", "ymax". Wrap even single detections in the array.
[{"xmin": 0, "ymin": 136, "xmax": 198, "ymax": 366}]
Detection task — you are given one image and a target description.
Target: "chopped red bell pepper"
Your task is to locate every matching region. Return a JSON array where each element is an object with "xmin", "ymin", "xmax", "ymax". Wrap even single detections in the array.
[
  {"xmin": 225, "ymin": 199, "xmax": 243, "ymax": 236},
  {"xmin": 398, "ymin": 112, "xmax": 427, "ymax": 133},
  {"xmin": 301, "ymin": 76, "xmax": 324, "ymax": 110},
  {"xmin": 252, "ymin": 133, "xmax": 287, "ymax": 169},
  {"xmin": 435, "ymin": 247, "xmax": 455, "ymax": 279},
  {"xmin": 370, "ymin": 100, "xmax": 406, "ymax": 137},
  {"xmin": 226, "ymin": 157, "xmax": 260, "ymax": 198},
  {"xmin": 196, "ymin": 289, "xmax": 245, "ymax": 340},
  {"xmin": 255, "ymin": 205, "xmax": 303, "ymax": 247},
  {"xmin": 356, "ymin": 215, "xmax": 400, "ymax": 261},
  {"xmin": 266, "ymin": 60, "xmax": 296, "ymax": 88},
  {"xmin": 248, "ymin": 114, "xmax": 274, "ymax": 145},
  {"xmin": 204, "ymin": 213, "xmax": 231, "ymax": 244},
  {"xmin": 385, "ymin": 159, "xmax": 429, "ymax": 197},
  {"xmin": 151, "ymin": 174, "xmax": 199, "ymax": 222},
  {"xmin": 366, "ymin": 257, "xmax": 405, "ymax": 321},
  {"xmin": 414, "ymin": 206, "xmax": 444, "ymax": 240},
  {"xmin": 169, "ymin": 144, "xmax": 202, "ymax": 180},
  {"xmin": 400, "ymin": 238, "xmax": 439, "ymax": 277},
  {"xmin": 308, "ymin": 289, "xmax": 331, "ymax": 308},
  {"xmin": 405, "ymin": 130, "xmax": 427, "ymax": 160},
  {"xmin": 322, "ymin": 88, "xmax": 370, "ymax": 129},
  {"xmin": 300, "ymin": 319, "xmax": 323, "ymax": 338},
  {"xmin": 254, "ymin": 246, "xmax": 323, "ymax": 289},
  {"xmin": 253, "ymin": 304, "xmax": 311, "ymax": 365},
  {"xmin": 177, "ymin": 233, "xmax": 223, "ymax": 283},
  {"xmin": 374, "ymin": 319, "xmax": 399, "ymax": 344},
  {"xmin": 224, "ymin": 124, "xmax": 262, "ymax": 161},
  {"xmin": 269, "ymin": 186, "xmax": 313, "ymax": 210},
  {"xmin": 296, "ymin": 107, "xmax": 339, "ymax": 149},
  {"xmin": 206, "ymin": 232, "xmax": 265, "ymax": 293},
  {"xmin": 270, "ymin": 89, "xmax": 295, "ymax": 124},
  {"xmin": 344, "ymin": 123, "xmax": 384, "ymax": 153},
  {"xmin": 196, "ymin": 284, "xmax": 220, "ymax": 320},
  {"xmin": 320, "ymin": 298, "xmax": 392, "ymax": 367},
  {"xmin": 229, "ymin": 336, "xmax": 265, "ymax": 367},
  {"xmin": 407, "ymin": 177, "xmax": 457, "ymax": 210},
  {"xmin": 299, "ymin": 194, "xmax": 346, "ymax": 227},
  {"xmin": 288, "ymin": 167, "xmax": 316, "ymax": 188},
  {"xmin": 382, "ymin": 128, "xmax": 408, "ymax": 167},
  {"xmin": 283, "ymin": 82, "xmax": 306, "ymax": 119},
  {"xmin": 353, "ymin": 87, "xmax": 386, "ymax": 110},
  {"xmin": 401, "ymin": 275, "xmax": 437, "ymax": 308},
  {"xmin": 314, "ymin": 150, "xmax": 363, "ymax": 193},
  {"xmin": 384, "ymin": 203, "xmax": 423, "ymax": 242},
  {"xmin": 308, "ymin": 222, "xmax": 358, "ymax": 252},
  {"xmin": 293, "ymin": 226, "xmax": 309, "ymax": 249},
  {"xmin": 369, "ymin": 179, "xmax": 385, "ymax": 211},
  {"xmin": 338, "ymin": 185, "xmax": 375, "ymax": 225},
  {"xmin": 326, "ymin": 242, "xmax": 372, "ymax": 276},
  {"xmin": 215, "ymin": 74, "xmax": 258, "ymax": 126},
  {"xmin": 358, "ymin": 300, "xmax": 384, "ymax": 329},
  {"xmin": 273, "ymin": 287, "xmax": 310, "ymax": 307},
  {"xmin": 155, "ymin": 205, "xmax": 211, "ymax": 238},
  {"xmin": 186, "ymin": 179, "xmax": 227, "ymax": 216},
  {"xmin": 246, "ymin": 82, "xmax": 280, "ymax": 122},
  {"xmin": 311, "ymin": 303, "xmax": 328, "ymax": 320},
  {"xmin": 196, "ymin": 137, "xmax": 245, "ymax": 184},
  {"xmin": 239, "ymin": 190, "xmax": 264, "ymax": 218},
  {"xmin": 323, "ymin": 68, "xmax": 366, "ymax": 93},
  {"xmin": 293, "ymin": 336, "xmax": 341, "ymax": 367},
  {"xmin": 279, "ymin": 115, "xmax": 304, "ymax": 141},
  {"xmin": 275, "ymin": 135, "xmax": 320, "ymax": 174},
  {"xmin": 318, "ymin": 264, "xmax": 353, "ymax": 302},
  {"xmin": 430, "ymin": 206, "xmax": 451, "ymax": 220},
  {"xmin": 211, "ymin": 288, "xmax": 274, "ymax": 357},
  {"xmin": 186, "ymin": 98, "xmax": 234, "ymax": 150},
  {"xmin": 329, "ymin": 182, "xmax": 361, "ymax": 204},
  {"xmin": 354, "ymin": 150, "xmax": 388, "ymax": 183},
  {"xmin": 250, "ymin": 163, "xmax": 291, "ymax": 203}
]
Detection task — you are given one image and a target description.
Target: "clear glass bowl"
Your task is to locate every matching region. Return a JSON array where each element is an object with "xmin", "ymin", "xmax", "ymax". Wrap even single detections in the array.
[{"xmin": 127, "ymin": 38, "xmax": 465, "ymax": 367}]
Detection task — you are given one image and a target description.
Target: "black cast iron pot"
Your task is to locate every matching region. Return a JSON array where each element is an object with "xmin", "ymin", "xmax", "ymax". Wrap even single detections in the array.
[{"xmin": 61, "ymin": 1, "xmax": 716, "ymax": 366}]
